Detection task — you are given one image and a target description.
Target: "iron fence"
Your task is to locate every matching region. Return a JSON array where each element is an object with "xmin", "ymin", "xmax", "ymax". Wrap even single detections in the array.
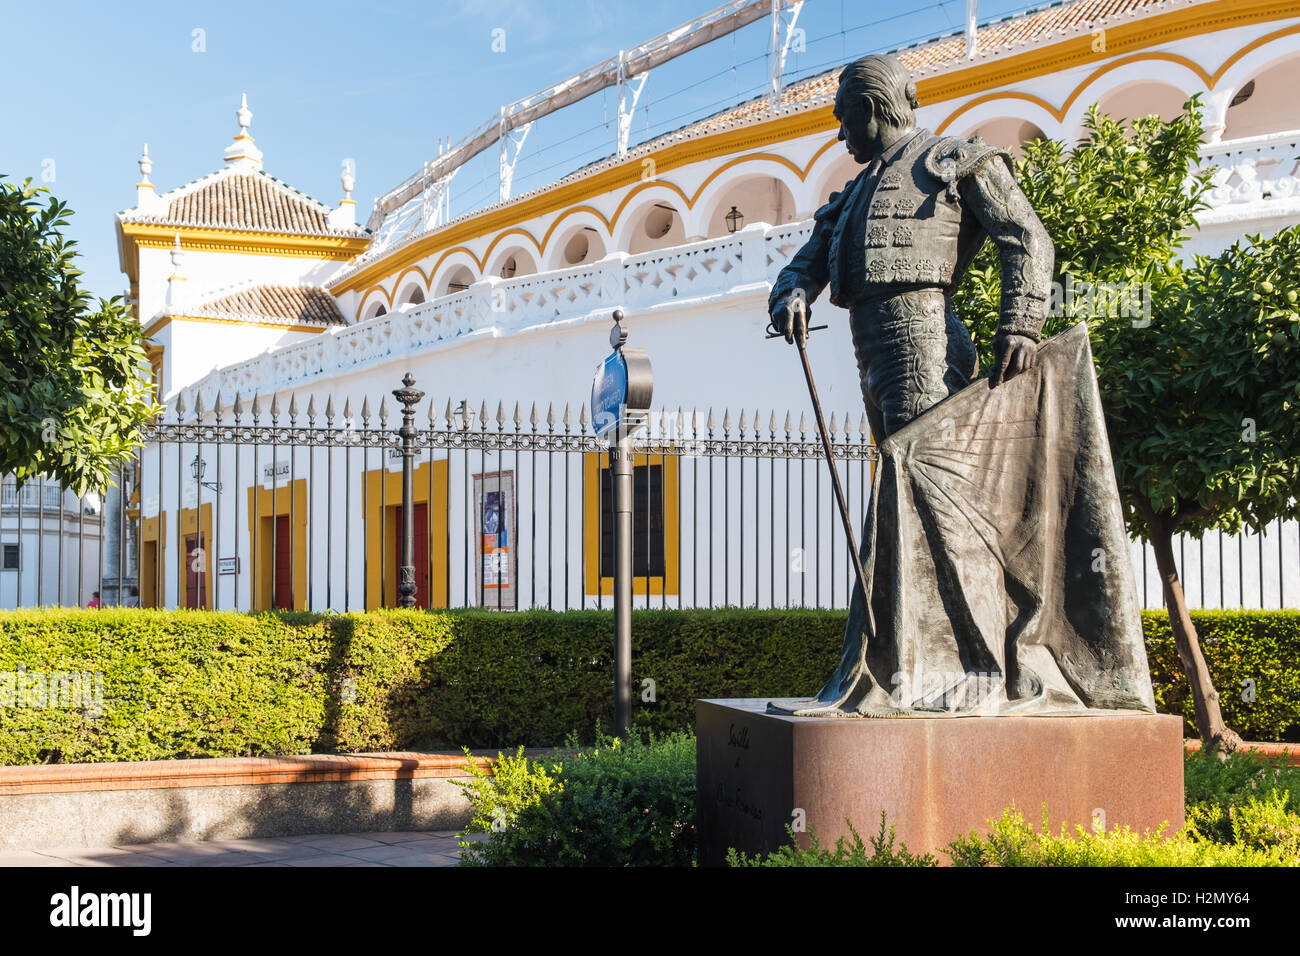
[{"xmin": 3, "ymin": 372, "xmax": 1299, "ymax": 613}]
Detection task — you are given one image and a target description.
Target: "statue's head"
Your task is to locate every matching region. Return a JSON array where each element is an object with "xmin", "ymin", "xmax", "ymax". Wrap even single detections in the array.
[{"xmin": 835, "ymin": 54, "xmax": 919, "ymax": 164}]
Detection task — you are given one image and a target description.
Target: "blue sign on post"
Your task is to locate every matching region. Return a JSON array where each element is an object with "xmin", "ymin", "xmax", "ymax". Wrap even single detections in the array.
[{"xmin": 591, "ymin": 350, "xmax": 629, "ymax": 437}]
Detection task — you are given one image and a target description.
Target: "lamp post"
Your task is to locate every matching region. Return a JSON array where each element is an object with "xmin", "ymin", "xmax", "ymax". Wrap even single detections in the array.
[
  {"xmin": 591, "ymin": 308, "xmax": 653, "ymax": 736},
  {"xmin": 189, "ymin": 455, "xmax": 222, "ymax": 492},
  {"xmin": 393, "ymin": 372, "xmax": 425, "ymax": 608}
]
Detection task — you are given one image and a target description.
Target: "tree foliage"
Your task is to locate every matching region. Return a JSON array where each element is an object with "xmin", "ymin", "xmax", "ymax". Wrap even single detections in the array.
[
  {"xmin": 0, "ymin": 176, "xmax": 159, "ymax": 494},
  {"xmin": 954, "ymin": 99, "xmax": 1300, "ymax": 540}
]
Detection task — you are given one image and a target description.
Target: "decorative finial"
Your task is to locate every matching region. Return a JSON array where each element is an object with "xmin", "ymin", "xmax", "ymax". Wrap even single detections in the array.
[
  {"xmin": 224, "ymin": 93, "xmax": 264, "ymax": 170},
  {"xmin": 138, "ymin": 144, "xmax": 153, "ymax": 184}
]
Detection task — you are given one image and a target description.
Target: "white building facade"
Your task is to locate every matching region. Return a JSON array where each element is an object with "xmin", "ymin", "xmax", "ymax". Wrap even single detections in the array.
[{"xmin": 86, "ymin": 0, "xmax": 1300, "ymax": 613}]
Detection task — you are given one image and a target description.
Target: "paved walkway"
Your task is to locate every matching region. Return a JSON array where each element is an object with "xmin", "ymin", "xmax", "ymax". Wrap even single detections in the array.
[{"xmin": 0, "ymin": 830, "xmax": 480, "ymax": 867}]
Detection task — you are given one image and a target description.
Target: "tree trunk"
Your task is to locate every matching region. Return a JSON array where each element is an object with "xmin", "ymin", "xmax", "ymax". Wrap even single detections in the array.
[{"xmin": 1140, "ymin": 500, "xmax": 1243, "ymax": 753}]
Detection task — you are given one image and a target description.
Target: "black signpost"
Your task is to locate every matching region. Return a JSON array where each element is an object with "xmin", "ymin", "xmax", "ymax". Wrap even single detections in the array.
[{"xmin": 592, "ymin": 308, "xmax": 653, "ymax": 736}]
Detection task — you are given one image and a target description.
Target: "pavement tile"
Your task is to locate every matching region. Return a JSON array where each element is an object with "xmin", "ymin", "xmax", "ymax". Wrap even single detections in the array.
[
  {"xmin": 293, "ymin": 834, "xmax": 386, "ymax": 852},
  {"xmin": 282, "ymin": 853, "xmax": 368, "ymax": 867},
  {"xmin": 338, "ymin": 844, "xmax": 427, "ymax": 863},
  {"xmin": 0, "ymin": 852, "xmax": 73, "ymax": 867},
  {"xmin": 386, "ymin": 852, "xmax": 461, "ymax": 867},
  {"xmin": 363, "ymin": 831, "xmax": 446, "ymax": 845}
]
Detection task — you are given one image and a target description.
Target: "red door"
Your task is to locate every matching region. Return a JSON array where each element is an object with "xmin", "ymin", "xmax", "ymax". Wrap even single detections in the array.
[
  {"xmin": 393, "ymin": 503, "xmax": 429, "ymax": 607},
  {"xmin": 273, "ymin": 515, "xmax": 292, "ymax": 609},
  {"xmin": 185, "ymin": 533, "xmax": 206, "ymax": 609}
]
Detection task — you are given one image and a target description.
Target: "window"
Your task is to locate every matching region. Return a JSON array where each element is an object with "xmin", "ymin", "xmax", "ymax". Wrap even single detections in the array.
[
  {"xmin": 2, "ymin": 544, "xmax": 18, "ymax": 571},
  {"xmin": 583, "ymin": 452, "xmax": 679, "ymax": 596},
  {"xmin": 599, "ymin": 463, "xmax": 666, "ymax": 578}
]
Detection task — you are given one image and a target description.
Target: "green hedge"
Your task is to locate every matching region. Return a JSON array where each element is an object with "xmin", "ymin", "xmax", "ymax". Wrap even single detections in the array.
[{"xmin": 0, "ymin": 606, "xmax": 1296, "ymax": 764}]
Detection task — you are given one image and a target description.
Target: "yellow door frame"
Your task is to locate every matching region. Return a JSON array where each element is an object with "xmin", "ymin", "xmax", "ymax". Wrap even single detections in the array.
[
  {"xmin": 583, "ymin": 451, "xmax": 680, "ymax": 596},
  {"xmin": 363, "ymin": 459, "xmax": 449, "ymax": 609},
  {"xmin": 246, "ymin": 478, "xmax": 308, "ymax": 610},
  {"xmin": 139, "ymin": 511, "xmax": 167, "ymax": 608},
  {"xmin": 177, "ymin": 502, "xmax": 215, "ymax": 610}
]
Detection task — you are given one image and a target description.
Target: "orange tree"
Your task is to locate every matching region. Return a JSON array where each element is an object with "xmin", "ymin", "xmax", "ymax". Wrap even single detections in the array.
[
  {"xmin": 955, "ymin": 100, "xmax": 1300, "ymax": 750},
  {"xmin": 0, "ymin": 176, "xmax": 158, "ymax": 493}
]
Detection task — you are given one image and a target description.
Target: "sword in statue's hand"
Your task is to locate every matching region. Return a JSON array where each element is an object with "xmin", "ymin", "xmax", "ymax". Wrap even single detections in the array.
[{"xmin": 766, "ymin": 288, "xmax": 872, "ymax": 613}]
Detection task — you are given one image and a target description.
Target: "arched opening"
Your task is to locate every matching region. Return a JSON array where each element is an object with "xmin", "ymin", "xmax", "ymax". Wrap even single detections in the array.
[
  {"xmin": 1223, "ymin": 57, "xmax": 1300, "ymax": 140},
  {"xmin": 962, "ymin": 118, "xmax": 1047, "ymax": 160},
  {"xmin": 396, "ymin": 283, "xmax": 426, "ymax": 308},
  {"xmin": 1095, "ymin": 80, "xmax": 1189, "ymax": 127},
  {"xmin": 627, "ymin": 202, "xmax": 685, "ymax": 254},
  {"xmin": 703, "ymin": 176, "xmax": 798, "ymax": 238},
  {"xmin": 493, "ymin": 247, "xmax": 538, "ymax": 280},
  {"xmin": 437, "ymin": 264, "xmax": 475, "ymax": 297},
  {"xmin": 557, "ymin": 225, "xmax": 606, "ymax": 267},
  {"xmin": 360, "ymin": 299, "xmax": 387, "ymax": 321}
]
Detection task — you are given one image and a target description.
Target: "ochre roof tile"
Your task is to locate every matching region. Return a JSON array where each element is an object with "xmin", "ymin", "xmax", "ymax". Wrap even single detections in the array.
[{"xmin": 185, "ymin": 284, "xmax": 346, "ymax": 327}]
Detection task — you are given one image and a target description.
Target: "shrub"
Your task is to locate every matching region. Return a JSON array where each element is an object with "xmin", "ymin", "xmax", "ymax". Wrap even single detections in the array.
[
  {"xmin": 0, "ymin": 605, "xmax": 1298, "ymax": 764},
  {"xmin": 455, "ymin": 730, "xmax": 696, "ymax": 867},
  {"xmin": 726, "ymin": 814, "xmax": 937, "ymax": 867}
]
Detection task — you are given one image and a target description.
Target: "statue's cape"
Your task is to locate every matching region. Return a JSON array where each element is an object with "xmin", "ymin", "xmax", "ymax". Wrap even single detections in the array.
[{"xmin": 816, "ymin": 322, "xmax": 1156, "ymax": 715}]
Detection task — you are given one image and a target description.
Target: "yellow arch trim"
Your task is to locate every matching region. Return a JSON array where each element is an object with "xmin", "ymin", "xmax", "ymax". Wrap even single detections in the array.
[
  {"xmin": 358, "ymin": 286, "xmax": 392, "ymax": 317},
  {"xmin": 1209, "ymin": 22, "xmax": 1300, "ymax": 86},
  {"xmin": 392, "ymin": 265, "xmax": 432, "ymax": 297},
  {"xmin": 481, "ymin": 227, "xmax": 545, "ymax": 272},
  {"xmin": 539, "ymin": 204, "xmax": 615, "ymax": 251},
  {"xmin": 609, "ymin": 179, "xmax": 694, "ymax": 230},
  {"xmin": 1058, "ymin": 52, "xmax": 1214, "ymax": 119},
  {"xmin": 935, "ymin": 90, "xmax": 1065, "ymax": 134}
]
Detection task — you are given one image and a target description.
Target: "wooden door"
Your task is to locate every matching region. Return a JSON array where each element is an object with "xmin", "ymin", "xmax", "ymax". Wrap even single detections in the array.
[
  {"xmin": 273, "ymin": 515, "xmax": 292, "ymax": 609},
  {"xmin": 185, "ymin": 533, "xmax": 207, "ymax": 609},
  {"xmin": 392, "ymin": 502, "xmax": 429, "ymax": 607}
]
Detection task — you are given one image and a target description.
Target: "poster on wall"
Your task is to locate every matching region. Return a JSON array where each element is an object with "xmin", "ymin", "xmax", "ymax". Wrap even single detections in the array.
[{"xmin": 472, "ymin": 470, "xmax": 516, "ymax": 610}]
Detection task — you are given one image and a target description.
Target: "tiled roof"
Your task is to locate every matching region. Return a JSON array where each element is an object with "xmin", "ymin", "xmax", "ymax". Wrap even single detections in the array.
[
  {"xmin": 122, "ymin": 169, "xmax": 367, "ymax": 237},
  {"xmin": 184, "ymin": 283, "xmax": 346, "ymax": 327}
]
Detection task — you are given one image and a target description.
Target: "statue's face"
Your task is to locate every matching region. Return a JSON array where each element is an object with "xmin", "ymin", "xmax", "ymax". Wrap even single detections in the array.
[{"xmin": 834, "ymin": 79, "xmax": 873, "ymax": 164}]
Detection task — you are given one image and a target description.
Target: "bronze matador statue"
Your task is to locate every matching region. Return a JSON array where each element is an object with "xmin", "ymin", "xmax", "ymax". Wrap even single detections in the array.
[{"xmin": 767, "ymin": 54, "xmax": 1155, "ymax": 718}]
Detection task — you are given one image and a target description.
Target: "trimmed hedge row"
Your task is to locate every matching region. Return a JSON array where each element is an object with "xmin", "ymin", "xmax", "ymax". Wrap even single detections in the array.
[{"xmin": 0, "ymin": 607, "xmax": 1296, "ymax": 764}]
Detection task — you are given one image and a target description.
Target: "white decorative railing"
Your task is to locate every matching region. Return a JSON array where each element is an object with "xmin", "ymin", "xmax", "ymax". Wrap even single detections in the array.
[
  {"xmin": 1198, "ymin": 129, "xmax": 1300, "ymax": 210},
  {"xmin": 192, "ymin": 220, "xmax": 814, "ymax": 405}
]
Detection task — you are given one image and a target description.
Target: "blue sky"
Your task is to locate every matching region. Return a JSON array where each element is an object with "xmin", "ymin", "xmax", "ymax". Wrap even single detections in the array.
[{"xmin": 0, "ymin": 0, "xmax": 1034, "ymax": 299}]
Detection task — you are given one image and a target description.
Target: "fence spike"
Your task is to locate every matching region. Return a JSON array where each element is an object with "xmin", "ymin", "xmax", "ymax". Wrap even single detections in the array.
[
  {"xmin": 754, "ymin": 408, "xmax": 761, "ymax": 436},
  {"xmin": 529, "ymin": 402, "xmax": 539, "ymax": 428},
  {"xmin": 193, "ymin": 392, "xmax": 206, "ymax": 420},
  {"xmin": 213, "ymin": 393, "xmax": 225, "ymax": 422},
  {"xmin": 270, "ymin": 394, "xmax": 281, "ymax": 422},
  {"xmin": 360, "ymin": 396, "xmax": 370, "ymax": 424},
  {"xmin": 496, "ymin": 401, "xmax": 505, "ymax": 426},
  {"xmin": 828, "ymin": 412, "xmax": 838, "ymax": 437},
  {"xmin": 859, "ymin": 412, "xmax": 868, "ymax": 438},
  {"xmin": 251, "ymin": 394, "xmax": 262, "ymax": 421},
  {"xmin": 738, "ymin": 408, "xmax": 748, "ymax": 432},
  {"xmin": 445, "ymin": 398, "xmax": 455, "ymax": 425},
  {"xmin": 288, "ymin": 393, "xmax": 299, "ymax": 422},
  {"xmin": 306, "ymin": 394, "xmax": 317, "ymax": 423},
  {"xmin": 707, "ymin": 407, "xmax": 715, "ymax": 431},
  {"xmin": 325, "ymin": 394, "xmax": 335, "ymax": 423},
  {"xmin": 428, "ymin": 396, "xmax": 438, "ymax": 424},
  {"xmin": 676, "ymin": 406, "xmax": 685, "ymax": 431},
  {"xmin": 379, "ymin": 397, "xmax": 391, "ymax": 425},
  {"xmin": 513, "ymin": 401, "xmax": 522, "ymax": 426},
  {"xmin": 233, "ymin": 393, "xmax": 244, "ymax": 419},
  {"xmin": 175, "ymin": 391, "xmax": 187, "ymax": 420},
  {"xmin": 478, "ymin": 401, "xmax": 488, "ymax": 427},
  {"xmin": 659, "ymin": 408, "xmax": 669, "ymax": 433},
  {"xmin": 562, "ymin": 402, "xmax": 572, "ymax": 428},
  {"xmin": 768, "ymin": 410, "xmax": 777, "ymax": 435},
  {"xmin": 546, "ymin": 403, "xmax": 555, "ymax": 428},
  {"xmin": 799, "ymin": 412, "xmax": 807, "ymax": 436},
  {"xmin": 344, "ymin": 397, "xmax": 354, "ymax": 424},
  {"xmin": 722, "ymin": 408, "xmax": 732, "ymax": 432},
  {"xmin": 784, "ymin": 410, "xmax": 792, "ymax": 434},
  {"xmin": 692, "ymin": 408, "xmax": 702, "ymax": 432},
  {"xmin": 579, "ymin": 403, "xmax": 589, "ymax": 428}
]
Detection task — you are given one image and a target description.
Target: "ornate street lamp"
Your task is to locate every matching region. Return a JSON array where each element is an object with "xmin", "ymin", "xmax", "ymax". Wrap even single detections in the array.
[
  {"xmin": 725, "ymin": 205, "xmax": 744, "ymax": 234},
  {"xmin": 189, "ymin": 454, "xmax": 222, "ymax": 493}
]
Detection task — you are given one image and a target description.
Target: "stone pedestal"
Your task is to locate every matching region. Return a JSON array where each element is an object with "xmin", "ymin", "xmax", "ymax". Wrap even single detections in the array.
[{"xmin": 696, "ymin": 698, "xmax": 1184, "ymax": 866}]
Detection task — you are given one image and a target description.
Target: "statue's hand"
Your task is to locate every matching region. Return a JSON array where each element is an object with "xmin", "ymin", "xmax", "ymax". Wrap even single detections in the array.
[
  {"xmin": 990, "ymin": 333, "xmax": 1037, "ymax": 387},
  {"xmin": 769, "ymin": 292, "xmax": 810, "ymax": 345}
]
